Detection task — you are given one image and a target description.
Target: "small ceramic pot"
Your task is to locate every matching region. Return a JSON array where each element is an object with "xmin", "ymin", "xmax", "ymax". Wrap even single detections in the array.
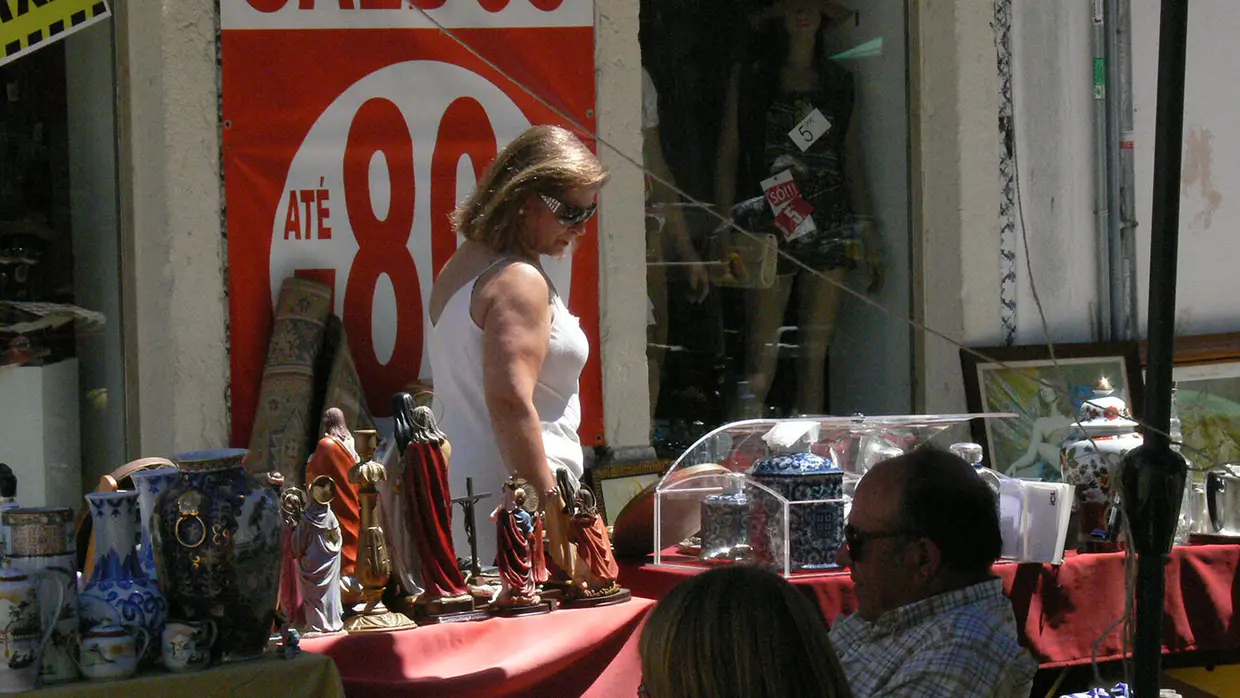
[
  {"xmin": 74, "ymin": 625, "xmax": 148, "ymax": 681},
  {"xmin": 3, "ymin": 507, "xmax": 74, "ymax": 558},
  {"xmin": 161, "ymin": 620, "xmax": 217, "ymax": 673}
]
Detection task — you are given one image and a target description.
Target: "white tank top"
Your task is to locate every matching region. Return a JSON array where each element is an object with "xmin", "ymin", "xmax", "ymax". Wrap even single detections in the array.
[{"xmin": 427, "ymin": 260, "xmax": 589, "ymax": 566}]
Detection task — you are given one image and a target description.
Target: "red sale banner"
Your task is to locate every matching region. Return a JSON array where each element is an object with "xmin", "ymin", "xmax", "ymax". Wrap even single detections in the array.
[{"xmin": 222, "ymin": 0, "xmax": 602, "ymax": 446}]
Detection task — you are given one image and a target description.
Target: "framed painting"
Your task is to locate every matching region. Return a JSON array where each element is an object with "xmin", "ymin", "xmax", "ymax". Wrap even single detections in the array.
[
  {"xmin": 586, "ymin": 459, "xmax": 673, "ymax": 526},
  {"xmin": 1142, "ymin": 332, "xmax": 1240, "ymax": 469},
  {"xmin": 960, "ymin": 341, "xmax": 1144, "ymax": 480}
]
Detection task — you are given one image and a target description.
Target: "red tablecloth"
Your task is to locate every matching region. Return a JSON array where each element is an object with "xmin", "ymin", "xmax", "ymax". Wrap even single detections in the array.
[
  {"xmin": 619, "ymin": 544, "xmax": 1240, "ymax": 669},
  {"xmin": 302, "ymin": 598, "xmax": 654, "ymax": 698}
]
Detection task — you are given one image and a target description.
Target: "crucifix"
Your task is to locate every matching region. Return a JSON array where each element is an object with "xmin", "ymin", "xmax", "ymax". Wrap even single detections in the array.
[{"xmin": 452, "ymin": 477, "xmax": 492, "ymax": 580}]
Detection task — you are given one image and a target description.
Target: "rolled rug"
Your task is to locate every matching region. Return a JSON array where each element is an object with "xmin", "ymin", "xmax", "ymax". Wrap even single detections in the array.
[{"xmin": 247, "ymin": 277, "xmax": 333, "ymax": 485}]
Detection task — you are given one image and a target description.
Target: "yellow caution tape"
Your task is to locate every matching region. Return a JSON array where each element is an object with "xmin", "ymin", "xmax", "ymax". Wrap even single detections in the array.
[{"xmin": 1, "ymin": 0, "xmax": 111, "ymax": 68}]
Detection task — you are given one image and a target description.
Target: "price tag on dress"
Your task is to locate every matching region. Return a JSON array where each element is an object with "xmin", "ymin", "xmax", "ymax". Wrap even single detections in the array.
[{"xmin": 789, "ymin": 108, "xmax": 831, "ymax": 152}]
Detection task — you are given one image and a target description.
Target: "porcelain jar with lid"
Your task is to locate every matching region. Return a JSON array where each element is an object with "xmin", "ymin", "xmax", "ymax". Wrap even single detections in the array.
[
  {"xmin": 699, "ymin": 473, "xmax": 751, "ymax": 561},
  {"xmin": 746, "ymin": 451, "xmax": 845, "ymax": 570},
  {"xmin": 1060, "ymin": 378, "xmax": 1143, "ymax": 551}
]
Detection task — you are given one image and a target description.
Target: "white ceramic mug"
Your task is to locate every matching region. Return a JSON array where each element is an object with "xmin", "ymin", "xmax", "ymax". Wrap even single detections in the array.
[{"xmin": 161, "ymin": 620, "xmax": 217, "ymax": 673}]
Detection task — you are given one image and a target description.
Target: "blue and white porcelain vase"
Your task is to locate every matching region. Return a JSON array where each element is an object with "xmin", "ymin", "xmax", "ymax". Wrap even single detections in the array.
[
  {"xmin": 156, "ymin": 449, "xmax": 283, "ymax": 663},
  {"xmin": 747, "ymin": 451, "xmax": 845, "ymax": 570},
  {"xmin": 129, "ymin": 467, "xmax": 181, "ymax": 587},
  {"xmin": 78, "ymin": 491, "xmax": 166, "ymax": 666}
]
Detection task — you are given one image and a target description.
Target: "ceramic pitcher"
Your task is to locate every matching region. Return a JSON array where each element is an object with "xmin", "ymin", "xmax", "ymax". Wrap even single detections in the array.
[
  {"xmin": 78, "ymin": 491, "xmax": 166, "ymax": 665},
  {"xmin": 0, "ymin": 564, "xmax": 64, "ymax": 693},
  {"xmin": 4, "ymin": 507, "xmax": 78, "ymax": 684},
  {"xmin": 73, "ymin": 625, "xmax": 148, "ymax": 681}
]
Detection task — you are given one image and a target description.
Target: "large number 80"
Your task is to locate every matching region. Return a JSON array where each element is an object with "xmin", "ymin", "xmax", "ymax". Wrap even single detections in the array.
[{"xmin": 341, "ymin": 96, "xmax": 498, "ymax": 417}]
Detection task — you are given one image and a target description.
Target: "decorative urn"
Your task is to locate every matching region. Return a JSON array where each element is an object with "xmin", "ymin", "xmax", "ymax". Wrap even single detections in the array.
[
  {"xmin": 746, "ymin": 451, "xmax": 845, "ymax": 570},
  {"xmin": 1060, "ymin": 377, "xmax": 1143, "ymax": 552}
]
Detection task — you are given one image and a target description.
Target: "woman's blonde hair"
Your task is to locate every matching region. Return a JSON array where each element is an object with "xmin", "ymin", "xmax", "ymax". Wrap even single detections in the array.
[
  {"xmin": 452, "ymin": 125, "xmax": 608, "ymax": 257},
  {"xmin": 638, "ymin": 565, "xmax": 853, "ymax": 698}
]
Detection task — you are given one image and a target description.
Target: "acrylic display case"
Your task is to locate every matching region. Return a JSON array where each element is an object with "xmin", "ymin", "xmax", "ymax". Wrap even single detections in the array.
[{"xmin": 652, "ymin": 414, "xmax": 1012, "ymax": 578}]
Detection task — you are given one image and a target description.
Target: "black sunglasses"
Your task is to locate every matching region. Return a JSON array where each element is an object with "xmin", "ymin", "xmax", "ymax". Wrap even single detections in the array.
[
  {"xmin": 540, "ymin": 193, "xmax": 598, "ymax": 226},
  {"xmin": 844, "ymin": 524, "xmax": 915, "ymax": 563}
]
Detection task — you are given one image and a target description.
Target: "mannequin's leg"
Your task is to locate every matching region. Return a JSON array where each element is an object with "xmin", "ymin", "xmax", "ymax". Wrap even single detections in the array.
[
  {"xmin": 794, "ymin": 267, "xmax": 848, "ymax": 415},
  {"xmin": 646, "ymin": 220, "xmax": 668, "ymax": 417},
  {"xmin": 742, "ymin": 274, "xmax": 794, "ymax": 414}
]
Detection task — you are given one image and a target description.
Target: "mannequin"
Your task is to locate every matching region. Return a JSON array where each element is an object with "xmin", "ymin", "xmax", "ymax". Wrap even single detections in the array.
[
  {"xmin": 643, "ymin": 66, "xmax": 710, "ymax": 416},
  {"xmin": 714, "ymin": 0, "xmax": 882, "ymax": 416}
]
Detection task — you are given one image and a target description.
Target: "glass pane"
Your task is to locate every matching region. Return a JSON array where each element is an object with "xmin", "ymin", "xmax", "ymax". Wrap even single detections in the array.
[
  {"xmin": 0, "ymin": 19, "xmax": 125, "ymax": 510},
  {"xmin": 641, "ymin": 0, "xmax": 912, "ymax": 455}
]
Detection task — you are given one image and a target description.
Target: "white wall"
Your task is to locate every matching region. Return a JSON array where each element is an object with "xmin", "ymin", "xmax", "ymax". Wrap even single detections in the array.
[
  {"xmin": 115, "ymin": 0, "xmax": 230, "ymax": 456},
  {"xmin": 1009, "ymin": 1, "xmax": 1099, "ymax": 345},
  {"xmin": 1132, "ymin": 0, "xmax": 1240, "ymax": 336},
  {"xmin": 915, "ymin": 0, "xmax": 1002, "ymax": 417},
  {"xmin": 595, "ymin": 0, "xmax": 650, "ymax": 447}
]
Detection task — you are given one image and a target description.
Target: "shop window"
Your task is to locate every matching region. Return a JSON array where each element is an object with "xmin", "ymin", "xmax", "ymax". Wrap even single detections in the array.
[
  {"xmin": 0, "ymin": 21, "xmax": 126, "ymax": 509},
  {"xmin": 641, "ymin": 0, "xmax": 912, "ymax": 456}
]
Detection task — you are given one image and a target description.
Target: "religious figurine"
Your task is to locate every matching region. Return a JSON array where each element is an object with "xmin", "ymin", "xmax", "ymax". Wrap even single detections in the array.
[
  {"xmin": 342, "ymin": 430, "xmax": 416, "ymax": 633},
  {"xmin": 565, "ymin": 485, "xmax": 630, "ymax": 607},
  {"xmin": 305, "ymin": 408, "xmax": 362, "ymax": 593},
  {"xmin": 281, "ymin": 476, "xmax": 345, "ymax": 635},
  {"xmin": 374, "ymin": 393, "xmax": 426, "ymax": 608},
  {"xmin": 489, "ymin": 477, "xmax": 550, "ymax": 616},
  {"xmin": 399, "ymin": 404, "xmax": 480, "ymax": 619},
  {"xmin": 541, "ymin": 467, "xmax": 583, "ymax": 596}
]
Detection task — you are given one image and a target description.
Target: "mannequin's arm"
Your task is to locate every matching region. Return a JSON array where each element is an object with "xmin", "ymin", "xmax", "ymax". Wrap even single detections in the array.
[
  {"xmin": 645, "ymin": 125, "xmax": 708, "ymax": 302},
  {"xmin": 843, "ymin": 103, "xmax": 883, "ymax": 293},
  {"xmin": 713, "ymin": 64, "xmax": 742, "ymax": 215}
]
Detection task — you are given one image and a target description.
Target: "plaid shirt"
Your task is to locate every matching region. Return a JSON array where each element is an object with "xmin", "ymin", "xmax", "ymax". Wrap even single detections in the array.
[{"xmin": 829, "ymin": 578, "xmax": 1037, "ymax": 698}]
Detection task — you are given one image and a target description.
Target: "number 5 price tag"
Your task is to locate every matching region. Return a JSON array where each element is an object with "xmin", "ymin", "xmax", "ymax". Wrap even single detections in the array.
[{"xmin": 790, "ymin": 108, "xmax": 831, "ymax": 152}]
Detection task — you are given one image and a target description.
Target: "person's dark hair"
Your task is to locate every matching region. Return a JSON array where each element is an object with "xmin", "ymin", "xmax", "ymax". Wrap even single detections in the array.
[
  {"xmin": 452, "ymin": 125, "xmax": 608, "ymax": 258},
  {"xmin": 638, "ymin": 565, "xmax": 852, "ymax": 698},
  {"xmin": 896, "ymin": 447, "xmax": 1002, "ymax": 577},
  {"xmin": 0, "ymin": 463, "xmax": 14, "ymax": 498}
]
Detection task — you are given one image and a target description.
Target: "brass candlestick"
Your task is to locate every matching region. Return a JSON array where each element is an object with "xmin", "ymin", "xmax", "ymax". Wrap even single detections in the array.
[{"xmin": 343, "ymin": 429, "xmax": 416, "ymax": 633}]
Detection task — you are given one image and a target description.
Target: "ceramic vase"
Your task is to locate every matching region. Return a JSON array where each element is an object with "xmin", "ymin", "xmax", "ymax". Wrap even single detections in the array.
[
  {"xmin": 0, "ymin": 564, "xmax": 63, "ymax": 693},
  {"xmin": 1060, "ymin": 380, "xmax": 1143, "ymax": 552},
  {"xmin": 78, "ymin": 492, "xmax": 166, "ymax": 666},
  {"xmin": 129, "ymin": 467, "xmax": 181, "ymax": 587},
  {"xmin": 3, "ymin": 507, "xmax": 78, "ymax": 684},
  {"xmin": 156, "ymin": 449, "xmax": 283, "ymax": 663},
  {"xmin": 747, "ymin": 452, "xmax": 846, "ymax": 570}
]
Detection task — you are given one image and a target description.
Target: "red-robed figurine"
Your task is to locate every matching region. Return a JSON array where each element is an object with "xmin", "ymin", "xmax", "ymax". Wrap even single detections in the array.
[
  {"xmin": 569, "ymin": 487, "xmax": 621, "ymax": 596},
  {"xmin": 304, "ymin": 408, "xmax": 361, "ymax": 579},
  {"xmin": 399, "ymin": 404, "xmax": 471, "ymax": 603}
]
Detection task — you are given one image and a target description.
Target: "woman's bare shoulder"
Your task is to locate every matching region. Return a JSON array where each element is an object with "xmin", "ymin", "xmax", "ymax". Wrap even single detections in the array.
[{"xmin": 472, "ymin": 261, "xmax": 551, "ymax": 327}]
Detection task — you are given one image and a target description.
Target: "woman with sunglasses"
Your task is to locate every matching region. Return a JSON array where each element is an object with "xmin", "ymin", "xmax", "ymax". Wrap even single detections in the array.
[
  {"xmin": 638, "ymin": 565, "xmax": 852, "ymax": 698},
  {"xmin": 427, "ymin": 125, "xmax": 606, "ymax": 579}
]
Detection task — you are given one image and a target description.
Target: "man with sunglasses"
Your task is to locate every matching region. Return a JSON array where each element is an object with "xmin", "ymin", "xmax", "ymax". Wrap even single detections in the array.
[{"xmin": 829, "ymin": 448, "xmax": 1036, "ymax": 697}]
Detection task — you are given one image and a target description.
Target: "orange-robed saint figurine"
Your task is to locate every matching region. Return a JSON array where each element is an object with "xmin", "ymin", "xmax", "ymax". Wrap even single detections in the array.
[{"xmin": 305, "ymin": 408, "xmax": 362, "ymax": 579}]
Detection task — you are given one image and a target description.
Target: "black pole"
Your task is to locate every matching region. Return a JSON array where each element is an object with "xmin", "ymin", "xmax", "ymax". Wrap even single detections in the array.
[{"xmin": 1119, "ymin": 2, "xmax": 1190, "ymax": 697}]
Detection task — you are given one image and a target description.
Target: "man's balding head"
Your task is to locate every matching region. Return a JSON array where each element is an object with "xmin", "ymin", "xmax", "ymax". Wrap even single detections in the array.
[{"xmin": 842, "ymin": 447, "xmax": 1002, "ymax": 620}]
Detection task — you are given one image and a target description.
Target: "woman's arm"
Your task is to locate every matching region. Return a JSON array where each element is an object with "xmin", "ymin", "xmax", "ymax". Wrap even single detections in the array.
[
  {"xmin": 475, "ymin": 263, "xmax": 559, "ymax": 499},
  {"xmin": 713, "ymin": 64, "xmax": 743, "ymax": 215}
]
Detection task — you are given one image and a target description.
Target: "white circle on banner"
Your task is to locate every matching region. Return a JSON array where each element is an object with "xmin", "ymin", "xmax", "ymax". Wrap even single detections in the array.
[{"xmin": 270, "ymin": 60, "xmax": 578, "ymax": 381}]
